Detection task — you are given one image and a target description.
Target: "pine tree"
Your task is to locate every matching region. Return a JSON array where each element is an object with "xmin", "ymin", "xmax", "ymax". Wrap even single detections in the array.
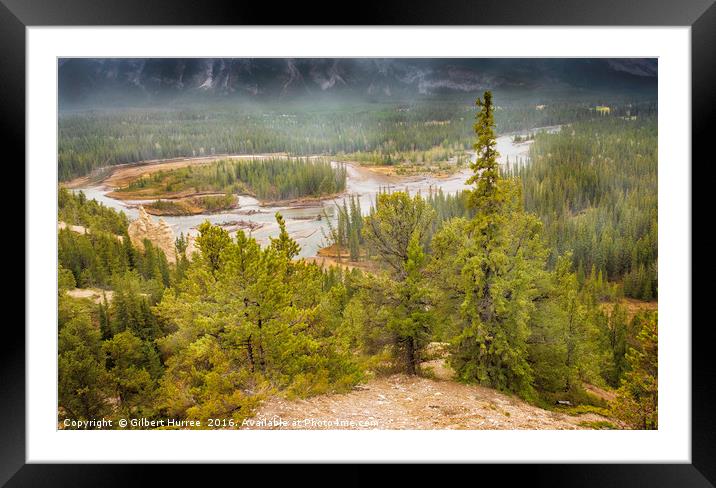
[
  {"xmin": 154, "ymin": 217, "xmax": 361, "ymax": 422},
  {"xmin": 612, "ymin": 312, "xmax": 658, "ymax": 429},
  {"xmin": 58, "ymin": 264, "xmax": 76, "ymax": 291},
  {"xmin": 102, "ymin": 330, "xmax": 159, "ymax": 418},
  {"xmin": 363, "ymin": 191, "xmax": 435, "ymax": 280},
  {"xmin": 270, "ymin": 212, "xmax": 300, "ymax": 259},
  {"xmin": 606, "ymin": 303, "xmax": 629, "ymax": 387},
  {"xmin": 196, "ymin": 220, "xmax": 231, "ymax": 273},
  {"xmin": 109, "ymin": 272, "xmax": 161, "ymax": 341},
  {"xmin": 58, "ymin": 295, "xmax": 110, "ymax": 422},
  {"xmin": 388, "ymin": 234, "xmax": 433, "ymax": 374},
  {"xmin": 98, "ymin": 294, "xmax": 112, "ymax": 340},
  {"xmin": 529, "ymin": 253, "xmax": 602, "ymax": 397}
]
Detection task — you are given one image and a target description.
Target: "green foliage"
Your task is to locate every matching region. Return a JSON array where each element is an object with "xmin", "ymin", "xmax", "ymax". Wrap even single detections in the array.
[
  {"xmin": 323, "ymin": 195, "xmax": 364, "ymax": 262},
  {"xmin": 429, "ymin": 92, "xmax": 550, "ymax": 398},
  {"xmin": 119, "ymin": 157, "xmax": 346, "ymax": 202},
  {"xmin": 467, "ymin": 91, "xmax": 505, "ymax": 217},
  {"xmin": 58, "ymin": 264, "xmax": 76, "ymax": 291},
  {"xmin": 144, "ymin": 194, "xmax": 238, "ymax": 216},
  {"xmin": 350, "ymin": 191, "xmax": 437, "ymax": 374},
  {"xmin": 601, "ymin": 303, "xmax": 630, "ymax": 387},
  {"xmin": 578, "ymin": 420, "xmax": 618, "ymax": 430},
  {"xmin": 512, "ymin": 117, "xmax": 657, "ymax": 298},
  {"xmin": 425, "ymin": 188, "xmax": 475, "ymax": 235},
  {"xmin": 386, "ymin": 234, "xmax": 434, "ymax": 374},
  {"xmin": 611, "ymin": 312, "xmax": 658, "ymax": 429},
  {"xmin": 337, "ymin": 145, "xmax": 470, "ymax": 172},
  {"xmin": 363, "ymin": 191, "xmax": 435, "ymax": 279},
  {"xmin": 195, "ymin": 221, "xmax": 231, "ymax": 273},
  {"xmin": 153, "ymin": 217, "xmax": 362, "ymax": 422},
  {"xmin": 173, "ymin": 233, "xmax": 191, "ymax": 283},
  {"xmin": 58, "ymin": 294, "xmax": 110, "ymax": 422},
  {"xmin": 270, "ymin": 213, "xmax": 300, "ymax": 259},
  {"xmin": 561, "ymin": 404, "xmax": 612, "ymax": 417},
  {"xmin": 109, "ymin": 272, "xmax": 162, "ymax": 340},
  {"xmin": 137, "ymin": 239, "xmax": 172, "ymax": 288},
  {"xmin": 58, "ymin": 227, "xmax": 131, "ymax": 288},
  {"xmin": 435, "ymin": 206, "xmax": 549, "ymax": 398},
  {"xmin": 529, "ymin": 254, "xmax": 596, "ymax": 395},
  {"xmin": 103, "ymin": 330, "xmax": 161, "ymax": 418},
  {"xmin": 58, "ymin": 188, "xmax": 129, "ymax": 234}
]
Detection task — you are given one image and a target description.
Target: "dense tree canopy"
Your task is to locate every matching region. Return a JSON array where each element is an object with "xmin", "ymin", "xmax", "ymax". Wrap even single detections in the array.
[
  {"xmin": 58, "ymin": 97, "xmax": 657, "ymax": 180},
  {"xmin": 512, "ymin": 116, "xmax": 658, "ymax": 299},
  {"xmin": 152, "ymin": 214, "xmax": 362, "ymax": 422}
]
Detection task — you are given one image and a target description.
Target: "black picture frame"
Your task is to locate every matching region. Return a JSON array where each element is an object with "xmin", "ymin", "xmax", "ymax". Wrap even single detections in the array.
[{"xmin": 4, "ymin": 0, "xmax": 712, "ymax": 484}]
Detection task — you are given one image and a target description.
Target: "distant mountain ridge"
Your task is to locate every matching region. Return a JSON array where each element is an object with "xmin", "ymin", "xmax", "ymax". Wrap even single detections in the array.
[{"xmin": 59, "ymin": 58, "xmax": 657, "ymax": 104}]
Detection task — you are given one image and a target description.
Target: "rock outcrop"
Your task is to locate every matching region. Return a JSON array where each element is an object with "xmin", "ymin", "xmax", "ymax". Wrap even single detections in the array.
[{"xmin": 128, "ymin": 206, "xmax": 178, "ymax": 263}]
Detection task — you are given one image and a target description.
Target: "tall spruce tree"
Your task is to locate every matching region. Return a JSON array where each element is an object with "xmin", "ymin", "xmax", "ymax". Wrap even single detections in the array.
[{"xmin": 431, "ymin": 91, "xmax": 550, "ymax": 397}]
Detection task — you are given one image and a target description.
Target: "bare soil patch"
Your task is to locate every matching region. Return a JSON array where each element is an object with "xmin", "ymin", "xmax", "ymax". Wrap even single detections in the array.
[
  {"xmin": 600, "ymin": 298, "xmax": 658, "ymax": 320},
  {"xmin": 245, "ymin": 373, "xmax": 614, "ymax": 430},
  {"xmin": 58, "ymin": 221, "xmax": 124, "ymax": 242},
  {"xmin": 244, "ymin": 354, "xmax": 616, "ymax": 430},
  {"xmin": 583, "ymin": 383, "xmax": 617, "ymax": 404},
  {"xmin": 309, "ymin": 244, "xmax": 381, "ymax": 273},
  {"xmin": 66, "ymin": 288, "xmax": 114, "ymax": 304}
]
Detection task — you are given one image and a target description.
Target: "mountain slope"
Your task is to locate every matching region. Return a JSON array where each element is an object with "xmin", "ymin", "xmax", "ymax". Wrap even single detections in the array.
[{"xmin": 59, "ymin": 58, "xmax": 657, "ymax": 105}]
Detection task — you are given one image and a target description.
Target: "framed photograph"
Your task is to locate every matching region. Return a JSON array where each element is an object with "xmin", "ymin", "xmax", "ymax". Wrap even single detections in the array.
[{"xmin": 5, "ymin": 0, "xmax": 712, "ymax": 483}]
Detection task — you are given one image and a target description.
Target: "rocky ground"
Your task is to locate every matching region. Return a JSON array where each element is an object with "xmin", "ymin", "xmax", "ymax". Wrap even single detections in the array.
[{"xmin": 243, "ymin": 351, "xmax": 618, "ymax": 430}]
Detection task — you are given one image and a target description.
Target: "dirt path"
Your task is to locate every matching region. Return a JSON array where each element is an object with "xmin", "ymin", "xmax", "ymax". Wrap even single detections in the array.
[
  {"xmin": 66, "ymin": 288, "xmax": 114, "ymax": 304},
  {"xmin": 243, "ymin": 358, "xmax": 615, "ymax": 430},
  {"xmin": 58, "ymin": 221, "xmax": 124, "ymax": 242}
]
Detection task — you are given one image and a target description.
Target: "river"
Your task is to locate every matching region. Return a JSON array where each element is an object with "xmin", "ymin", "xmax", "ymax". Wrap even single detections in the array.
[{"xmin": 73, "ymin": 127, "xmax": 559, "ymax": 258}]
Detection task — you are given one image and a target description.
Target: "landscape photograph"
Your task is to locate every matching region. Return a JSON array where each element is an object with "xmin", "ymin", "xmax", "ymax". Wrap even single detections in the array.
[{"xmin": 57, "ymin": 57, "xmax": 658, "ymax": 431}]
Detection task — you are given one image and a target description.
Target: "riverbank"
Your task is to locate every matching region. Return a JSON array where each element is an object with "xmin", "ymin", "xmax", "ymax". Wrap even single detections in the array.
[
  {"xmin": 124, "ymin": 194, "xmax": 238, "ymax": 216},
  {"xmin": 68, "ymin": 128, "xmax": 542, "ymax": 259},
  {"xmin": 101, "ymin": 156, "xmax": 345, "ymax": 216}
]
